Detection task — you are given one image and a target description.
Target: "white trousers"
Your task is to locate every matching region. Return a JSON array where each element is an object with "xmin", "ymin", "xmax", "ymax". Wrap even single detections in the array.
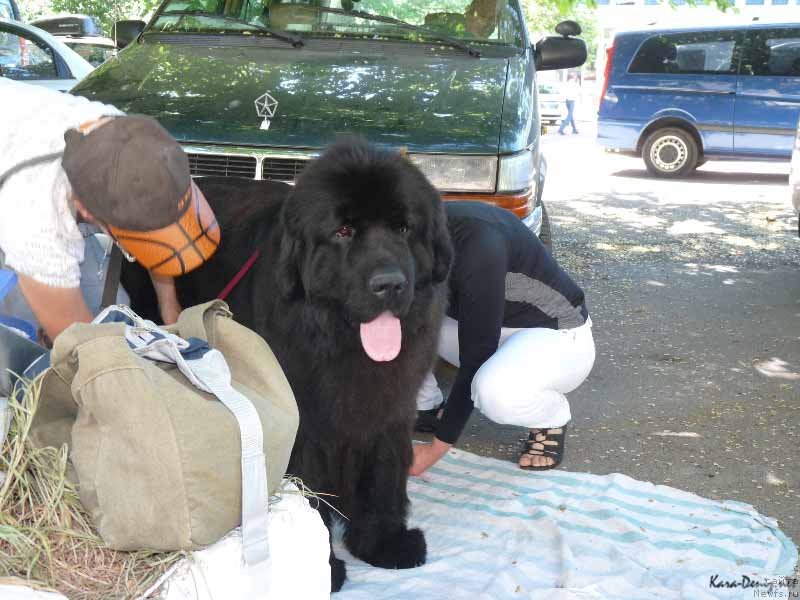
[{"xmin": 417, "ymin": 316, "xmax": 595, "ymax": 429}]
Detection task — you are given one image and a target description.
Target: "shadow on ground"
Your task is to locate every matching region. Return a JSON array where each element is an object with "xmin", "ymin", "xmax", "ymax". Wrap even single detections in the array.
[{"xmin": 611, "ymin": 169, "xmax": 790, "ymax": 186}]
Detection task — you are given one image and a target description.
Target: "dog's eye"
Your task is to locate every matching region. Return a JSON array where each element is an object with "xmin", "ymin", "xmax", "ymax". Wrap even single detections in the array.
[
  {"xmin": 335, "ymin": 225, "xmax": 355, "ymax": 239},
  {"xmin": 396, "ymin": 224, "xmax": 409, "ymax": 234}
]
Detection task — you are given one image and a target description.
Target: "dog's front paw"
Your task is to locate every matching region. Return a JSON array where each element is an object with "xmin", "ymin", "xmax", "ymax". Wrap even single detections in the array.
[
  {"xmin": 362, "ymin": 527, "xmax": 427, "ymax": 569},
  {"xmin": 331, "ymin": 554, "xmax": 347, "ymax": 592}
]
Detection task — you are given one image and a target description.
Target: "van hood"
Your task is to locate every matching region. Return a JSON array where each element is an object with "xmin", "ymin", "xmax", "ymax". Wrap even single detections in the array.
[{"xmin": 73, "ymin": 38, "xmax": 510, "ymax": 154}]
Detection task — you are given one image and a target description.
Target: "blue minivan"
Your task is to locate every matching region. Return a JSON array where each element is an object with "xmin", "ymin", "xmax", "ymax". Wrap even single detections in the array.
[{"xmin": 598, "ymin": 23, "xmax": 800, "ymax": 177}]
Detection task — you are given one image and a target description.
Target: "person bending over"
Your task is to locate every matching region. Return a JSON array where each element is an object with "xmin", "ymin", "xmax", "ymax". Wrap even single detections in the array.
[
  {"xmin": 0, "ymin": 79, "xmax": 220, "ymax": 344},
  {"xmin": 410, "ymin": 201, "xmax": 595, "ymax": 475}
]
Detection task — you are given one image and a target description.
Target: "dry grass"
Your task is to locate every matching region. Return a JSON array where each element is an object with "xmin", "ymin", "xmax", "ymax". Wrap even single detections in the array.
[{"xmin": 0, "ymin": 378, "xmax": 183, "ymax": 600}]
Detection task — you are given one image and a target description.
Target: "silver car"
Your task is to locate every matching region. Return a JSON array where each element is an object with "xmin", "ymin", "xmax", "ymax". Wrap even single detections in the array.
[
  {"xmin": 791, "ymin": 116, "xmax": 800, "ymax": 234},
  {"xmin": 31, "ymin": 15, "xmax": 117, "ymax": 68},
  {"xmin": 538, "ymin": 81, "xmax": 563, "ymax": 127},
  {"xmin": 0, "ymin": 17, "xmax": 93, "ymax": 92}
]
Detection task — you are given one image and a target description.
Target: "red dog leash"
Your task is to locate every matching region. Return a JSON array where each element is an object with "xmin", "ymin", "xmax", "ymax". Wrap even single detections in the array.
[{"xmin": 217, "ymin": 248, "xmax": 261, "ymax": 301}]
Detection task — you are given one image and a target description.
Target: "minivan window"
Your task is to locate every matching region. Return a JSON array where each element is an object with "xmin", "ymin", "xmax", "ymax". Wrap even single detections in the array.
[
  {"xmin": 742, "ymin": 28, "xmax": 800, "ymax": 77},
  {"xmin": 629, "ymin": 31, "xmax": 739, "ymax": 75},
  {"xmin": 151, "ymin": 0, "xmax": 524, "ymax": 47}
]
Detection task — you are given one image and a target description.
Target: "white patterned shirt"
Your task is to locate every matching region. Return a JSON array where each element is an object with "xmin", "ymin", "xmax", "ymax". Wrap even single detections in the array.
[{"xmin": 0, "ymin": 79, "xmax": 122, "ymax": 288}]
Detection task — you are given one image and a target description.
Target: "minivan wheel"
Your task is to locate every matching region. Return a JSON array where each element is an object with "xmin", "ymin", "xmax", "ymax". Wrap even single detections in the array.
[{"xmin": 642, "ymin": 128, "xmax": 698, "ymax": 178}]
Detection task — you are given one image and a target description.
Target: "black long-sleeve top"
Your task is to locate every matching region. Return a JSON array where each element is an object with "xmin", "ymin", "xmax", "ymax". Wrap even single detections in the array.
[{"xmin": 434, "ymin": 202, "xmax": 589, "ymax": 444}]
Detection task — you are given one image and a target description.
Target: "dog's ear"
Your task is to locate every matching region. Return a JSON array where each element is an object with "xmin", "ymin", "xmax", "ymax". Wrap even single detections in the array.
[
  {"xmin": 276, "ymin": 206, "xmax": 304, "ymax": 299},
  {"xmin": 431, "ymin": 204, "xmax": 453, "ymax": 284}
]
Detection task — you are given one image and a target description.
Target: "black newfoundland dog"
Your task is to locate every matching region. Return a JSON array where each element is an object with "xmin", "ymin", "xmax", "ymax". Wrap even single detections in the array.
[{"xmin": 123, "ymin": 140, "xmax": 452, "ymax": 591}]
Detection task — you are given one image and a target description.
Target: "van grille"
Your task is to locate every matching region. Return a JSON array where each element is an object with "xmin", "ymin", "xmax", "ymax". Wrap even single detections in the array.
[
  {"xmin": 186, "ymin": 153, "xmax": 311, "ymax": 182},
  {"xmin": 262, "ymin": 157, "xmax": 309, "ymax": 181},
  {"xmin": 187, "ymin": 153, "xmax": 257, "ymax": 178}
]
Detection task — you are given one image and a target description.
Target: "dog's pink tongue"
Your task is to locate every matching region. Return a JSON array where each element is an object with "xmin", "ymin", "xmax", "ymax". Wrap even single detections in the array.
[{"xmin": 360, "ymin": 311, "xmax": 402, "ymax": 362}]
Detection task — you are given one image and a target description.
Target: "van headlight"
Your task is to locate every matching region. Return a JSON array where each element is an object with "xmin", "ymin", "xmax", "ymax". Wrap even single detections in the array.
[
  {"xmin": 409, "ymin": 154, "xmax": 497, "ymax": 193},
  {"xmin": 497, "ymin": 150, "xmax": 534, "ymax": 193}
]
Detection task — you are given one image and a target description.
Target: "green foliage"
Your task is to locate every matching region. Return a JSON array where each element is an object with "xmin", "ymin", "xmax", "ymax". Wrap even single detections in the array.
[
  {"xmin": 521, "ymin": 0, "xmax": 734, "ymax": 73},
  {"xmin": 522, "ymin": 0, "xmax": 598, "ymax": 70},
  {"xmin": 18, "ymin": 0, "xmax": 162, "ymax": 35}
]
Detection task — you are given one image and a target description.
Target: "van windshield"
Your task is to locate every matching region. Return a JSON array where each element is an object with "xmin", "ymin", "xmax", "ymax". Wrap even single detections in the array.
[{"xmin": 150, "ymin": 0, "xmax": 525, "ymax": 48}]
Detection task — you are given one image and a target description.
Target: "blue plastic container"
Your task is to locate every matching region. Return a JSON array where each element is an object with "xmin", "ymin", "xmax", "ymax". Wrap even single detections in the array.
[
  {"xmin": 0, "ymin": 269, "xmax": 37, "ymax": 341},
  {"xmin": 0, "ymin": 269, "xmax": 17, "ymax": 302},
  {"xmin": 0, "ymin": 314, "xmax": 37, "ymax": 342}
]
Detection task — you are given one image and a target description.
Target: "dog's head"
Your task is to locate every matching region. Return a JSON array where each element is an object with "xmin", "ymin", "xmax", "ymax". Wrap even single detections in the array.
[{"xmin": 277, "ymin": 138, "xmax": 452, "ymax": 361}]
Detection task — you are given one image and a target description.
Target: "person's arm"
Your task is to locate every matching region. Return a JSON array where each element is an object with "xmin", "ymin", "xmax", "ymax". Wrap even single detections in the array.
[
  {"xmin": 411, "ymin": 230, "xmax": 508, "ymax": 476},
  {"xmin": 17, "ymin": 274, "xmax": 93, "ymax": 341},
  {"xmin": 435, "ymin": 239, "xmax": 507, "ymax": 444},
  {"xmin": 149, "ymin": 272, "xmax": 182, "ymax": 325}
]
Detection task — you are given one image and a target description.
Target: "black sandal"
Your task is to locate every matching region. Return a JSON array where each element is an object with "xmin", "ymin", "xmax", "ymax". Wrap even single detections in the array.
[{"xmin": 519, "ymin": 425, "xmax": 567, "ymax": 471}]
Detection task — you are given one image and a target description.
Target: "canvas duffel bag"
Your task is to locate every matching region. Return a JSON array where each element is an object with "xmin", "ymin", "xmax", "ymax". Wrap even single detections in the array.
[{"xmin": 28, "ymin": 300, "xmax": 299, "ymax": 556}]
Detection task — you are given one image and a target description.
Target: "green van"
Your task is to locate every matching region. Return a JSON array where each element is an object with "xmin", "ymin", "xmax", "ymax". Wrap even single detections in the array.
[{"xmin": 72, "ymin": 0, "xmax": 585, "ymax": 241}]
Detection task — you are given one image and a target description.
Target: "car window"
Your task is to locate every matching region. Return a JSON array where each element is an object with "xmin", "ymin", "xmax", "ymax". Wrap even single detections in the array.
[
  {"xmin": 0, "ymin": 29, "xmax": 59, "ymax": 80},
  {"xmin": 741, "ymin": 28, "xmax": 800, "ymax": 77},
  {"xmin": 0, "ymin": 3, "xmax": 13, "ymax": 20},
  {"xmin": 151, "ymin": 0, "xmax": 525, "ymax": 47},
  {"xmin": 65, "ymin": 42, "xmax": 115, "ymax": 67},
  {"xmin": 538, "ymin": 83, "xmax": 559, "ymax": 94},
  {"xmin": 629, "ymin": 30, "xmax": 740, "ymax": 75}
]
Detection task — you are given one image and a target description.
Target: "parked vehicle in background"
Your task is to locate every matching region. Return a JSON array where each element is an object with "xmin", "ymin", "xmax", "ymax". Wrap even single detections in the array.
[
  {"xmin": 71, "ymin": 0, "xmax": 587, "ymax": 245},
  {"xmin": 31, "ymin": 15, "xmax": 116, "ymax": 67},
  {"xmin": 791, "ymin": 117, "xmax": 800, "ymax": 234},
  {"xmin": 0, "ymin": 0, "xmax": 20, "ymax": 21},
  {"xmin": 538, "ymin": 80, "xmax": 562, "ymax": 126},
  {"xmin": 598, "ymin": 23, "xmax": 800, "ymax": 178},
  {"xmin": 0, "ymin": 17, "xmax": 93, "ymax": 91}
]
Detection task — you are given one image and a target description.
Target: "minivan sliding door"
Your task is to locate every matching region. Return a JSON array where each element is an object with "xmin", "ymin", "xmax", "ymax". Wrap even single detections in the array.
[
  {"xmin": 735, "ymin": 27, "xmax": 800, "ymax": 158},
  {"xmin": 628, "ymin": 30, "xmax": 742, "ymax": 155}
]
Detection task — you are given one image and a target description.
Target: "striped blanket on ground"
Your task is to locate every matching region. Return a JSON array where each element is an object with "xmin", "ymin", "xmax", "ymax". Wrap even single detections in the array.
[{"xmin": 335, "ymin": 448, "xmax": 797, "ymax": 600}]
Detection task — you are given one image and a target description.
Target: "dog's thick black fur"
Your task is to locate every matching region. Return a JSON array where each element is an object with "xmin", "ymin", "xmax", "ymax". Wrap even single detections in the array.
[{"xmin": 123, "ymin": 140, "xmax": 453, "ymax": 592}]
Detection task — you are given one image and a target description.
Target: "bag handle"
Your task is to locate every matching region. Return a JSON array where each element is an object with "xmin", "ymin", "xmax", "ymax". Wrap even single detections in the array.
[
  {"xmin": 99, "ymin": 245, "xmax": 123, "ymax": 310},
  {"xmin": 173, "ymin": 300, "xmax": 232, "ymax": 347}
]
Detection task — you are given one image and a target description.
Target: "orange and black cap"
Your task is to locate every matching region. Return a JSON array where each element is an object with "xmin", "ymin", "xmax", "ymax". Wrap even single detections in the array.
[{"xmin": 62, "ymin": 115, "xmax": 219, "ymax": 275}]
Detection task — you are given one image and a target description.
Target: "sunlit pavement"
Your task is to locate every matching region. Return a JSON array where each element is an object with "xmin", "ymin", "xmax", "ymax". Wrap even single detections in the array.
[{"xmin": 427, "ymin": 118, "xmax": 800, "ymax": 549}]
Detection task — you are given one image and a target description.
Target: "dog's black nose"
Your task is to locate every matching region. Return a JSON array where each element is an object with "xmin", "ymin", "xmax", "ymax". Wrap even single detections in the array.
[{"xmin": 369, "ymin": 269, "xmax": 407, "ymax": 299}]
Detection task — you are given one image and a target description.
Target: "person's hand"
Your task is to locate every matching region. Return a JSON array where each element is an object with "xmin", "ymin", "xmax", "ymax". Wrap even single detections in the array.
[
  {"xmin": 159, "ymin": 301, "xmax": 182, "ymax": 326},
  {"xmin": 149, "ymin": 272, "xmax": 182, "ymax": 325},
  {"xmin": 410, "ymin": 438, "xmax": 451, "ymax": 476}
]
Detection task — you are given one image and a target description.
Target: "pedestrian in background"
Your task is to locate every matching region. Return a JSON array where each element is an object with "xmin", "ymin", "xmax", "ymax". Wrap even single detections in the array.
[{"xmin": 558, "ymin": 72, "xmax": 580, "ymax": 135}]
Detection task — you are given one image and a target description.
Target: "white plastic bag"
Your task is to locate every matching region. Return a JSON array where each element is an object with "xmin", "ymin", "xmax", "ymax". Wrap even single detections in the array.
[{"xmin": 149, "ymin": 480, "xmax": 330, "ymax": 600}]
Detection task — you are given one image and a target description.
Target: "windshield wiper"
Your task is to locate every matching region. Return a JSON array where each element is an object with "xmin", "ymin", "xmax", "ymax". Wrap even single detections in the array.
[
  {"xmin": 311, "ymin": 7, "xmax": 480, "ymax": 58},
  {"xmin": 159, "ymin": 10, "xmax": 304, "ymax": 47}
]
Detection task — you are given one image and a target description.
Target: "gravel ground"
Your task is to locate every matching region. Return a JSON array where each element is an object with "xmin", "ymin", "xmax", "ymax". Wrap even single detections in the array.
[{"xmin": 419, "ymin": 124, "xmax": 800, "ymax": 555}]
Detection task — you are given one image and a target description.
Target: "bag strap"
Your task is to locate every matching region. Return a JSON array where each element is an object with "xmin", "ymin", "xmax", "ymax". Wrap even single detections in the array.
[
  {"xmin": 94, "ymin": 305, "xmax": 271, "ymax": 567},
  {"xmin": 100, "ymin": 245, "xmax": 123, "ymax": 310},
  {"xmin": 0, "ymin": 152, "xmax": 63, "ymax": 189}
]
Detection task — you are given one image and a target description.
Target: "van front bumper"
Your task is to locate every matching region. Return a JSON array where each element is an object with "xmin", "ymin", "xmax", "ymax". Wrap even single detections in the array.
[{"xmin": 522, "ymin": 204, "xmax": 542, "ymax": 237}]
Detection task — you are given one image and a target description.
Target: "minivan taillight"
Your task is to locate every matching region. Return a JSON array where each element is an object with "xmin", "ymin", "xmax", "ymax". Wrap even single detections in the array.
[{"xmin": 599, "ymin": 45, "xmax": 614, "ymax": 109}]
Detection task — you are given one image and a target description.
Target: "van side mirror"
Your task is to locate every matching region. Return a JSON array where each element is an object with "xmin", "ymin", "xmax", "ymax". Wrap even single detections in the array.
[
  {"xmin": 114, "ymin": 20, "xmax": 146, "ymax": 49},
  {"xmin": 534, "ymin": 20, "xmax": 588, "ymax": 72}
]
